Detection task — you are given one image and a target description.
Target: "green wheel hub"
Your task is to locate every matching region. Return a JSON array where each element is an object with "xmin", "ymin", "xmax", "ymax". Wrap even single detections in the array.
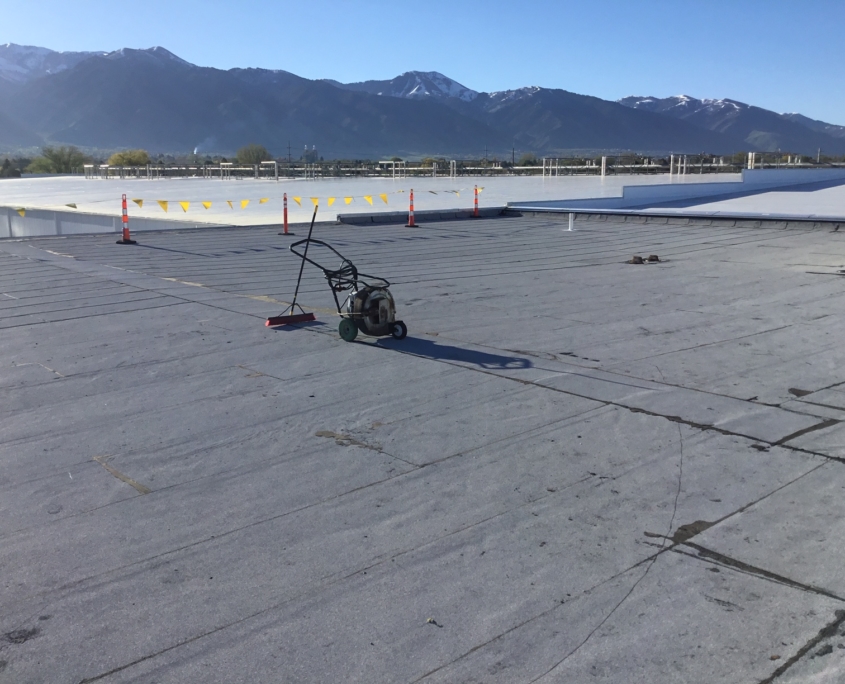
[{"xmin": 338, "ymin": 318, "xmax": 358, "ymax": 342}]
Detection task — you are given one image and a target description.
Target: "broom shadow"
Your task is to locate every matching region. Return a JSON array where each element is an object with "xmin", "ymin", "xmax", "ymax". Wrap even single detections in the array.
[{"xmin": 266, "ymin": 319, "xmax": 326, "ymax": 331}]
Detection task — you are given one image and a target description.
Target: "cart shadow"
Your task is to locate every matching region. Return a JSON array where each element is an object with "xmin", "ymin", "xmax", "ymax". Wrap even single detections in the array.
[{"xmin": 376, "ymin": 337, "xmax": 532, "ymax": 369}]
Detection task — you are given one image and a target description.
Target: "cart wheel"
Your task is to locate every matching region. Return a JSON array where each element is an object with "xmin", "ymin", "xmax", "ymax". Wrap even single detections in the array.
[
  {"xmin": 390, "ymin": 320, "xmax": 408, "ymax": 340},
  {"xmin": 339, "ymin": 318, "xmax": 358, "ymax": 342}
]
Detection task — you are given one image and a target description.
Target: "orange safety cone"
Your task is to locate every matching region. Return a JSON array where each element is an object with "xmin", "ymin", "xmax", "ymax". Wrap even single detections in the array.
[
  {"xmin": 406, "ymin": 188, "xmax": 416, "ymax": 227},
  {"xmin": 116, "ymin": 194, "xmax": 137, "ymax": 244},
  {"xmin": 279, "ymin": 192, "xmax": 293, "ymax": 235}
]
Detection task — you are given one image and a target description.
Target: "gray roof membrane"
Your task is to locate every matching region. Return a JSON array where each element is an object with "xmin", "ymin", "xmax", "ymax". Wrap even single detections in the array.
[{"xmin": 2, "ymin": 214, "xmax": 845, "ymax": 682}]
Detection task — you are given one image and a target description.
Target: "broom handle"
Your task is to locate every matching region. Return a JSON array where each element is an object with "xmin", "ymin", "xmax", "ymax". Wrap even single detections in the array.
[{"xmin": 290, "ymin": 204, "xmax": 318, "ymax": 308}]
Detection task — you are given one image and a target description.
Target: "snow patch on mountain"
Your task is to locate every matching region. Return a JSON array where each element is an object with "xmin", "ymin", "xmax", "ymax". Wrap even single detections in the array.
[
  {"xmin": 618, "ymin": 94, "xmax": 845, "ymax": 151},
  {"xmin": 619, "ymin": 94, "xmax": 751, "ymax": 117},
  {"xmin": 383, "ymin": 71, "xmax": 478, "ymax": 101},
  {"xmin": 105, "ymin": 47, "xmax": 193, "ymax": 67},
  {"xmin": 0, "ymin": 43, "xmax": 104, "ymax": 83},
  {"xmin": 487, "ymin": 86, "xmax": 541, "ymax": 103},
  {"xmin": 330, "ymin": 71, "xmax": 479, "ymax": 102}
]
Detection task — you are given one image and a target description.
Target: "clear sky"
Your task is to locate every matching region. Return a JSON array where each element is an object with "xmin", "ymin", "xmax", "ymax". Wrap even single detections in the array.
[{"xmin": 2, "ymin": 0, "xmax": 844, "ymax": 124}]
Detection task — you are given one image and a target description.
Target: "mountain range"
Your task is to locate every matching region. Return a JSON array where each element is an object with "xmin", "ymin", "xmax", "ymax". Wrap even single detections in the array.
[
  {"xmin": 1, "ymin": 43, "xmax": 843, "ymax": 158},
  {"xmin": 618, "ymin": 95, "xmax": 845, "ymax": 157}
]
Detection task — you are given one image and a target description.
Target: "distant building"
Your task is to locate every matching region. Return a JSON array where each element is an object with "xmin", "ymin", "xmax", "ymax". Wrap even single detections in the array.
[{"xmin": 302, "ymin": 145, "xmax": 319, "ymax": 163}]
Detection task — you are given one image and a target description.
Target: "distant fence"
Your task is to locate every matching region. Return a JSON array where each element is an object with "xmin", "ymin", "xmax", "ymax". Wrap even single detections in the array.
[{"xmin": 80, "ymin": 155, "xmax": 845, "ymax": 181}]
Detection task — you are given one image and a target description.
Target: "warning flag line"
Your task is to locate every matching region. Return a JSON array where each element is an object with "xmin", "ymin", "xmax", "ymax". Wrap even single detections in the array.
[{"xmin": 8, "ymin": 187, "xmax": 484, "ymax": 215}]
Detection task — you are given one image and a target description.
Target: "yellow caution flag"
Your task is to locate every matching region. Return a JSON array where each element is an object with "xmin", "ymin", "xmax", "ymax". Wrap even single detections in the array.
[
  {"xmin": 344, "ymin": 197, "xmax": 353, "ymax": 204},
  {"xmin": 179, "ymin": 201, "xmax": 190, "ymax": 213},
  {"xmin": 259, "ymin": 197, "xmax": 269, "ymax": 204},
  {"xmin": 132, "ymin": 198, "xmax": 144, "ymax": 208},
  {"xmin": 364, "ymin": 195, "xmax": 373, "ymax": 205},
  {"xmin": 65, "ymin": 203, "xmax": 77, "ymax": 209},
  {"xmin": 15, "ymin": 208, "xmax": 25, "ymax": 217},
  {"xmin": 202, "ymin": 201, "xmax": 212, "ymax": 210},
  {"xmin": 478, "ymin": 187, "xmax": 484, "ymax": 193},
  {"xmin": 327, "ymin": 197, "xmax": 335, "ymax": 207},
  {"xmin": 310, "ymin": 197, "xmax": 319, "ymax": 206},
  {"xmin": 227, "ymin": 200, "xmax": 233, "ymax": 209},
  {"xmin": 293, "ymin": 196, "xmax": 302, "ymax": 206},
  {"xmin": 157, "ymin": 200, "xmax": 168, "ymax": 213},
  {"xmin": 241, "ymin": 199, "xmax": 250, "ymax": 209},
  {"xmin": 379, "ymin": 194, "xmax": 388, "ymax": 204}
]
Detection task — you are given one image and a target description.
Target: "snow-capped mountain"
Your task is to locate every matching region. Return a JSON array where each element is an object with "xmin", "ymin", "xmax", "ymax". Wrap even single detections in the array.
[
  {"xmin": 2, "ymin": 42, "xmax": 844, "ymax": 156},
  {"xmin": 618, "ymin": 95, "xmax": 753, "ymax": 131},
  {"xmin": 0, "ymin": 43, "xmax": 103, "ymax": 83},
  {"xmin": 618, "ymin": 94, "xmax": 845, "ymax": 153},
  {"xmin": 481, "ymin": 86, "xmax": 543, "ymax": 112},
  {"xmin": 103, "ymin": 46, "xmax": 193, "ymax": 68},
  {"xmin": 329, "ymin": 71, "xmax": 479, "ymax": 102}
]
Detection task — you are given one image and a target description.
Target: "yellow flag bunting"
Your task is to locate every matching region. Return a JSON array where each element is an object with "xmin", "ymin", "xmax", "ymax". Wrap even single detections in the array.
[{"xmin": 49, "ymin": 188, "xmax": 481, "ymax": 216}]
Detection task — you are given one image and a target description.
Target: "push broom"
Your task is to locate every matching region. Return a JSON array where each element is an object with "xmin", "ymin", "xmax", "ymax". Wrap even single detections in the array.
[{"xmin": 265, "ymin": 204, "xmax": 319, "ymax": 326}]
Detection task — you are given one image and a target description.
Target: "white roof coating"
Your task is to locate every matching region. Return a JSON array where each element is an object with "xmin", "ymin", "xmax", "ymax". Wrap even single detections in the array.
[
  {"xmin": 643, "ymin": 180, "xmax": 845, "ymax": 219},
  {"xmin": 4, "ymin": 211, "xmax": 845, "ymax": 681},
  {"xmin": 0, "ymin": 172, "xmax": 738, "ymax": 226},
  {"xmin": 4, "ymin": 170, "xmax": 843, "ymax": 230},
  {"xmin": 509, "ymin": 169, "xmax": 845, "ymax": 222}
]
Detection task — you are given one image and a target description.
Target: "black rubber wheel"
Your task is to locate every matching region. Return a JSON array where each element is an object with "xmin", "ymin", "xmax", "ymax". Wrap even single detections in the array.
[
  {"xmin": 339, "ymin": 318, "xmax": 358, "ymax": 342},
  {"xmin": 390, "ymin": 320, "xmax": 408, "ymax": 340}
]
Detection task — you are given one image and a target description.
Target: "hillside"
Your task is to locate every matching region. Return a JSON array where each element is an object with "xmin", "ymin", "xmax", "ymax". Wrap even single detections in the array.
[{"xmin": 2, "ymin": 46, "xmax": 844, "ymax": 157}]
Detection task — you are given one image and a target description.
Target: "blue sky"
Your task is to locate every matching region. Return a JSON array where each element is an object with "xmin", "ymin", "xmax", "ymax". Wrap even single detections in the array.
[{"xmin": 2, "ymin": 0, "xmax": 844, "ymax": 124}]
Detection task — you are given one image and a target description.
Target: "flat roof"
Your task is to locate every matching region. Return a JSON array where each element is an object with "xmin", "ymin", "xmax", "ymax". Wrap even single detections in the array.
[
  {"xmin": 0, "ymin": 173, "xmax": 737, "ymax": 226},
  {"xmin": 3, "ymin": 215, "xmax": 845, "ymax": 681},
  {"xmin": 645, "ymin": 178, "xmax": 845, "ymax": 219}
]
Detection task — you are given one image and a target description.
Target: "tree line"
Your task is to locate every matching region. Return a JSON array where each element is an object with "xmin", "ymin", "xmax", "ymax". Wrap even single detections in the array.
[
  {"xmin": 2, "ymin": 144, "xmax": 844, "ymax": 178},
  {"xmin": 0, "ymin": 144, "xmax": 275, "ymax": 177}
]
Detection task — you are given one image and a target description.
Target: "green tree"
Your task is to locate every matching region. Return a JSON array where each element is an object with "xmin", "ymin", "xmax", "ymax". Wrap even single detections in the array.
[
  {"xmin": 236, "ymin": 144, "xmax": 271, "ymax": 165},
  {"xmin": 0, "ymin": 158, "xmax": 21, "ymax": 178},
  {"xmin": 27, "ymin": 146, "xmax": 87, "ymax": 173},
  {"xmin": 26, "ymin": 156, "xmax": 57, "ymax": 173},
  {"xmin": 44, "ymin": 146, "xmax": 87, "ymax": 173},
  {"xmin": 518, "ymin": 153, "xmax": 539, "ymax": 166},
  {"xmin": 108, "ymin": 149, "xmax": 151, "ymax": 166}
]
